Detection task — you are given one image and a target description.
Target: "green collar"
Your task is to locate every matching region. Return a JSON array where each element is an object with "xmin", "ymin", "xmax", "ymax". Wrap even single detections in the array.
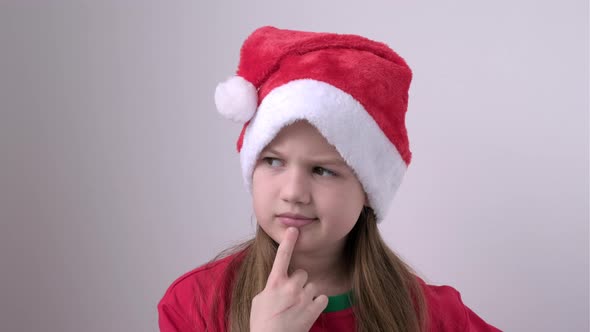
[{"xmin": 323, "ymin": 290, "xmax": 353, "ymax": 313}]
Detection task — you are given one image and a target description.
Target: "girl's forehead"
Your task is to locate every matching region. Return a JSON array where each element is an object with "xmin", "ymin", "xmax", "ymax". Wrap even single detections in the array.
[{"xmin": 263, "ymin": 120, "xmax": 340, "ymax": 155}]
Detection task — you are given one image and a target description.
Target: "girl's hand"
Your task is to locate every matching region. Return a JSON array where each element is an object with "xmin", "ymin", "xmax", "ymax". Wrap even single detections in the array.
[{"xmin": 250, "ymin": 227, "xmax": 328, "ymax": 332}]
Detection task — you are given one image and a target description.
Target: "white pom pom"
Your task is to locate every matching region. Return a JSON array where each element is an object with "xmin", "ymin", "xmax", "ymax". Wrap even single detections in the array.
[{"xmin": 214, "ymin": 76, "xmax": 258, "ymax": 123}]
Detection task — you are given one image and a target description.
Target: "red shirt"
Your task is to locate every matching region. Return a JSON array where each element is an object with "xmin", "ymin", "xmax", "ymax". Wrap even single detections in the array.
[{"xmin": 158, "ymin": 253, "xmax": 502, "ymax": 331}]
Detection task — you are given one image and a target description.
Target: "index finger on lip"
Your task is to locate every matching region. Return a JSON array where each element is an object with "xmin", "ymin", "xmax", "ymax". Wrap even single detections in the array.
[{"xmin": 268, "ymin": 227, "xmax": 299, "ymax": 282}]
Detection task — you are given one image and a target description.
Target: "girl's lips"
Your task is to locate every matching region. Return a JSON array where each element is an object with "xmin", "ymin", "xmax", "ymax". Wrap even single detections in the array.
[{"xmin": 277, "ymin": 216, "xmax": 318, "ymax": 228}]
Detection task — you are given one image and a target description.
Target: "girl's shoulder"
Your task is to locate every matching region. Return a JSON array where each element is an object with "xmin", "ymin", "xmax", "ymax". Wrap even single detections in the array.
[
  {"xmin": 160, "ymin": 250, "xmax": 245, "ymax": 302},
  {"xmin": 165, "ymin": 252, "xmax": 242, "ymax": 293},
  {"xmin": 157, "ymin": 251, "xmax": 246, "ymax": 331},
  {"xmin": 416, "ymin": 277, "xmax": 502, "ymax": 331}
]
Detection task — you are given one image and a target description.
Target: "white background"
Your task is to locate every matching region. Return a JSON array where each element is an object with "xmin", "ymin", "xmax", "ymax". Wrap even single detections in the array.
[{"xmin": 1, "ymin": 1, "xmax": 588, "ymax": 331}]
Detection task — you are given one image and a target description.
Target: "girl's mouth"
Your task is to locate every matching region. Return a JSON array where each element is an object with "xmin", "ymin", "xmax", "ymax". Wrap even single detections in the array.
[{"xmin": 276, "ymin": 213, "xmax": 318, "ymax": 227}]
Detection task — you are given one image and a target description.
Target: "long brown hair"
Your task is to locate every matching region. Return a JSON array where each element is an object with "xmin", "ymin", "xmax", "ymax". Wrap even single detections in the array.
[{"xmin": 211, "ymin": 207, "xmax": 428, "ymax": 331}]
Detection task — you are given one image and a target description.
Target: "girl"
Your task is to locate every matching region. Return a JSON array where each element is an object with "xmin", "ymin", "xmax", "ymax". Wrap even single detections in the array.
[{"xmin": 158, "ymin": 26, "xmax": 501, "ymax": 332}]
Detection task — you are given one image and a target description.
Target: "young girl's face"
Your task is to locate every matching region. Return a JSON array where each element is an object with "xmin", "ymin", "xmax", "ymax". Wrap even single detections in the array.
[{"xmin": 252, "ymin": 120, "xmax": 367, "ymax": 254}]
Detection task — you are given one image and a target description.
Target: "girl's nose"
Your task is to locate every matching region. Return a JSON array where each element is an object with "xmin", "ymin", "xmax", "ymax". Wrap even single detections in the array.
[{"xmin": 279, "ymin": 168, "xmax": 311, "ymax": 205}]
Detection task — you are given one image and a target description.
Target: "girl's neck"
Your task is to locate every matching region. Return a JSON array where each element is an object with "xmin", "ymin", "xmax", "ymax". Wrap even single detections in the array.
[{"xmin": 289, "ymin": 251, "xmax": 351, "ymax": 296}]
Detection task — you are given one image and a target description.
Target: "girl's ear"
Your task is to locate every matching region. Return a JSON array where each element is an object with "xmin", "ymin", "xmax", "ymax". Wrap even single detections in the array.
[{"xmin": 364, "ymin": 193, "xmax": 370, "ymax": 207}]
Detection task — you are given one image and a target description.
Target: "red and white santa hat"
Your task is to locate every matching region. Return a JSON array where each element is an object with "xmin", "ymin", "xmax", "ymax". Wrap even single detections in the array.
[{"xmin": 214, "ymin": 26, "xmax": 413, "ymax": 223}]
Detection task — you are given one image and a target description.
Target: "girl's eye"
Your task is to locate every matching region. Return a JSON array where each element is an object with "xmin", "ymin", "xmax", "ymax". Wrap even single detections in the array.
[
  {"xmin": 262, "ymin": 157, "xmax": 283, "ymax": 167},
  {"xmin": 313, "ymin": 167, "xmax": 337, "ymax": 177}
]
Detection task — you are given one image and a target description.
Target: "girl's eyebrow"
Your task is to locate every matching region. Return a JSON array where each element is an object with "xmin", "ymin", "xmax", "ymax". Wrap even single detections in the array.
[
  {"xmin": 260, "ymin": 147, "xmax": 283, "ymax": 158},
  {"xmin": 311, "ymin": 157, "xmax": 348, "ymax": 167},
  {"xmin": 262, "ymin": 147, "xmax": 348, "ymax": 167}
]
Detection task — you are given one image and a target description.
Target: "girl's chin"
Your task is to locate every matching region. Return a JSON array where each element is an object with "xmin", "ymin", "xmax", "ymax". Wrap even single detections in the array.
[{"xmin": 271, "ymin": 227, "xmax": 311, "ymax": 244}]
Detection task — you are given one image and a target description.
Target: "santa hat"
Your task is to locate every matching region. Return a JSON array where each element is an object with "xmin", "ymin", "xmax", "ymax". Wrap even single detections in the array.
[{"xmin": 214, "ymin": 26, "xmax": 412, "ymax": 223}]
